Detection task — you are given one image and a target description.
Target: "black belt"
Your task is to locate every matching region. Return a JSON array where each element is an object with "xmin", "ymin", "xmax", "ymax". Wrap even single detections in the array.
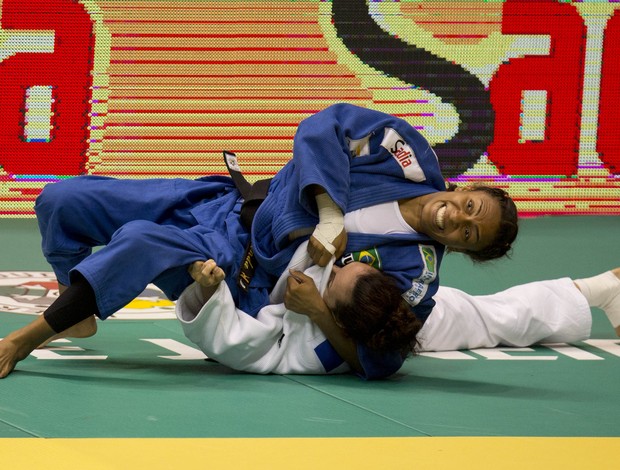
[{"xmin": 223, "ymin": 151, "xmax": 272, "ymax": 291}]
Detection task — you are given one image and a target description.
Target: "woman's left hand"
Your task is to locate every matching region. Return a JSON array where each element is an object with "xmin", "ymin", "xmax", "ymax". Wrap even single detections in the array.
[{"xmin": 284, "ymin": 270, "xmax": 329, "ymax": 319}]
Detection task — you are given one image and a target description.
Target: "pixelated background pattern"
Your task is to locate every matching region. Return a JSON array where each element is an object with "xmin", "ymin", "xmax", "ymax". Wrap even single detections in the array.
[{"xmin": 1, "ymin": 0, "xmax": 619, "ymax": 216}]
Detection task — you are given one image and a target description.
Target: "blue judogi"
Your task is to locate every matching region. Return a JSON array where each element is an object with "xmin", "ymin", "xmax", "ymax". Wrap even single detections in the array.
[{"xmin": 35, "ymin": 104, "xmax": 447, "ymax": 378}]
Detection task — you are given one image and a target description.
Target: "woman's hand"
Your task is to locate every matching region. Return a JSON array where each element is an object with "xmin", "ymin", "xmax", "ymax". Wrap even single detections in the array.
[
  {"xmin": 309, "ymin": 189, "xmax": 347, "ymax": 266},
  {"xmin": 308, "ymin": 228, "xmax": 347, "ymax": 267},
  {"xmin": 188, "ymin": 260, "xmax": 226, "ymax": 301},
  {"xmin": 284, "ymin": 270, "xmax": 330, "ymax": 319},
  {"xmin": 189, "ymin": 259, "xmax": 225, "ymax": 287}
]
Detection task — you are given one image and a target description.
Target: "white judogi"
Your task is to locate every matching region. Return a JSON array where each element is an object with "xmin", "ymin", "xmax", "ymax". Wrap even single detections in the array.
[{"xmin": 177, "ymin": 249, "xmax": 593, "ymax": 376}]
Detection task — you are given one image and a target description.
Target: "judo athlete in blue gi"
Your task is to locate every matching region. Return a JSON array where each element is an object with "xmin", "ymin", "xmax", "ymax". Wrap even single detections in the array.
[{"xmin": 0, "ymin": 103, "xmax": 519, "ymax": 379}]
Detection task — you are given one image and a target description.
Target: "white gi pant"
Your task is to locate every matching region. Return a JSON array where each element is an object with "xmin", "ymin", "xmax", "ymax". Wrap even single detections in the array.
[{"xmin": 417, "ymin": 278, "xmax": 591, "ymax": 352}]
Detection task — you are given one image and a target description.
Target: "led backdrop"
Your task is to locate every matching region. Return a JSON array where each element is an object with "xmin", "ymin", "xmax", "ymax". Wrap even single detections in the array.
[{"xmin": 1, "ymin": 0, "xmax": 619, "ymax": 217}]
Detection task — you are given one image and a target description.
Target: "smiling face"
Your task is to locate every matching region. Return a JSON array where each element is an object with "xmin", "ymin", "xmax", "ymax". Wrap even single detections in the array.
[{"xmin": 402, "ymin": 189, "xmax": 502, "ymax": 252}]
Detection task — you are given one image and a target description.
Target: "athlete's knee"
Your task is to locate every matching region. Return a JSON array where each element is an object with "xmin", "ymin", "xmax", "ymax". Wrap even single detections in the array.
[
  {"xmin": 108, "ymin": 219, "xmax": 195, "ymax": 260},
  {"xmin": 111, "ymin": 220, "xmax": 165, "ymax": 246},
  {"xmin": 35, "ymin": 182, "xmax": 66, "ymax": 219},
  {"xmin": 35, "ymin": 177, "xmax": 91, "ymax": 221}
]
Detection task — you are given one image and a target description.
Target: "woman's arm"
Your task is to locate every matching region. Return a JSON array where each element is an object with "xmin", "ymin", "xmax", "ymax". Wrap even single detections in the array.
[
  {"xmin": 284, "ymin": 269, "xmax": 362, "ymax": 373},
  {"xmin": 179, "ymin": 262, "xmax": 345, "ymax": 375},
  {"xmin": 292, "ymin": 103, "xmax": 391, "ymax": 215},
  {"xmin": 307, "ymin": 185, "xmax": 348, "ymax": 266}
]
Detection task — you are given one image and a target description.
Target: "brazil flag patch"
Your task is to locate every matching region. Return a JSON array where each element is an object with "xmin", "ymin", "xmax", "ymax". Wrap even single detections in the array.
[{"xmin": 340, "ymin": 247, "xmax": 382, "ymax": 270}]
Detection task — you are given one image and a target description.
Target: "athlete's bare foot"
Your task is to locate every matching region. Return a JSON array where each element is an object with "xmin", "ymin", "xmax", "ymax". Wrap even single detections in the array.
[
  {"xmin": 574, "ymin": 268, "xmax": 620, "ymax": 337},
  {"xmin": 38, "ymin": 315, "xmax": 98, "ymax": 348},
  {"xmin": 1, "ymin": 316, "xmax": 56, "ymax": 378}
]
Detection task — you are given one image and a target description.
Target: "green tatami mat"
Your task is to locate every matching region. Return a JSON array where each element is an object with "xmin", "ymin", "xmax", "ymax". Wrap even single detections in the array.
[{"xmin": 0, "ymin": 216, "xmax": 619, "ymax": 438}]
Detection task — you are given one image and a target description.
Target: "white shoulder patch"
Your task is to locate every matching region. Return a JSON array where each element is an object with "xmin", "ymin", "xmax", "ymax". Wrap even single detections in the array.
[
  {"xmin": 402, "ymin": 245, "xmax": 437, "ymax": 308},
  {"xmin": 380, "ymin": 128, "xmax": 426, "ymax": 182}
]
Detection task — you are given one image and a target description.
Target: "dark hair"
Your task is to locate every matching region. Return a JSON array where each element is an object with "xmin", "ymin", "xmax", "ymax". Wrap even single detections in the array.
[
  {"xmin": 332, "ymin": 270, "xmax": 422, "ymax": 357},
  {"xmin": 447, "ymin": 183, "xmax": 519, "ymax": 262}
]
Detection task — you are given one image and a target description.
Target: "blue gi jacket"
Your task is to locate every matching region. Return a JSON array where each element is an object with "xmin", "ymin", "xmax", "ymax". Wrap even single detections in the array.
[{"xmin": 250, "ymin": 104, "xmax": 448, "ymax": 378}]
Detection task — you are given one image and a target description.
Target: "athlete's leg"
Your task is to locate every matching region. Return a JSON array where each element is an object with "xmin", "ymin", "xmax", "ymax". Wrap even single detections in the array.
[
  {"xmin": 417, "ymin": 277, "xmax": 591, "ymax": 352},
  {"xmin": 35, "ymin": 178, "xmax": 241, "ymax": 346},
  {"xmin": 72, "ymin": 219, "xmax": 238, "ymax": 319},
  {"xmin": 1, "ymin": 219, "xmax": 240, "ymax": 377},
  {"xmin": 37, "ymin": 283, "xmax": 97, "ymax": 348},
  {"xmin": 34, "ymin": 176, "xmax": 226, "ymax": 286}
]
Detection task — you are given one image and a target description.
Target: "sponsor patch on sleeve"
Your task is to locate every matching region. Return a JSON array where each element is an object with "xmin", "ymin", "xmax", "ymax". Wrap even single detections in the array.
[
  {"xmin": 380, "ymin": 128, "xmax": 426, "ymax": 182},
  {"xmin": 402, "ymin": 245, "xmax": 437, "ymax": 307}
]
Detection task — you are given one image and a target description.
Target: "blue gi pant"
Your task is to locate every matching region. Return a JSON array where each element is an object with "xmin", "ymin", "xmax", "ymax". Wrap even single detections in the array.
[{"xmin": 35, "ymin": 175, "xmax": 249, "ymax": 319}]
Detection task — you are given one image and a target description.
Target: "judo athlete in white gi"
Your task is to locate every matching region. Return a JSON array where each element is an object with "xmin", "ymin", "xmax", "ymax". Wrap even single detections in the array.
[
  {"xmin": 0, "ymin": 103, "xmax": 520, "ymax": 379},
  {"xmin": 178, "ymin": 241, "xmax": 419, "ymax": 375},
  {"xmin": 176, "ymin": 241, "xmax": 620, "ymax": 376},
  {"xmin": 177, "ymin": 243, "xmax": 408, "ymax": 375}
]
